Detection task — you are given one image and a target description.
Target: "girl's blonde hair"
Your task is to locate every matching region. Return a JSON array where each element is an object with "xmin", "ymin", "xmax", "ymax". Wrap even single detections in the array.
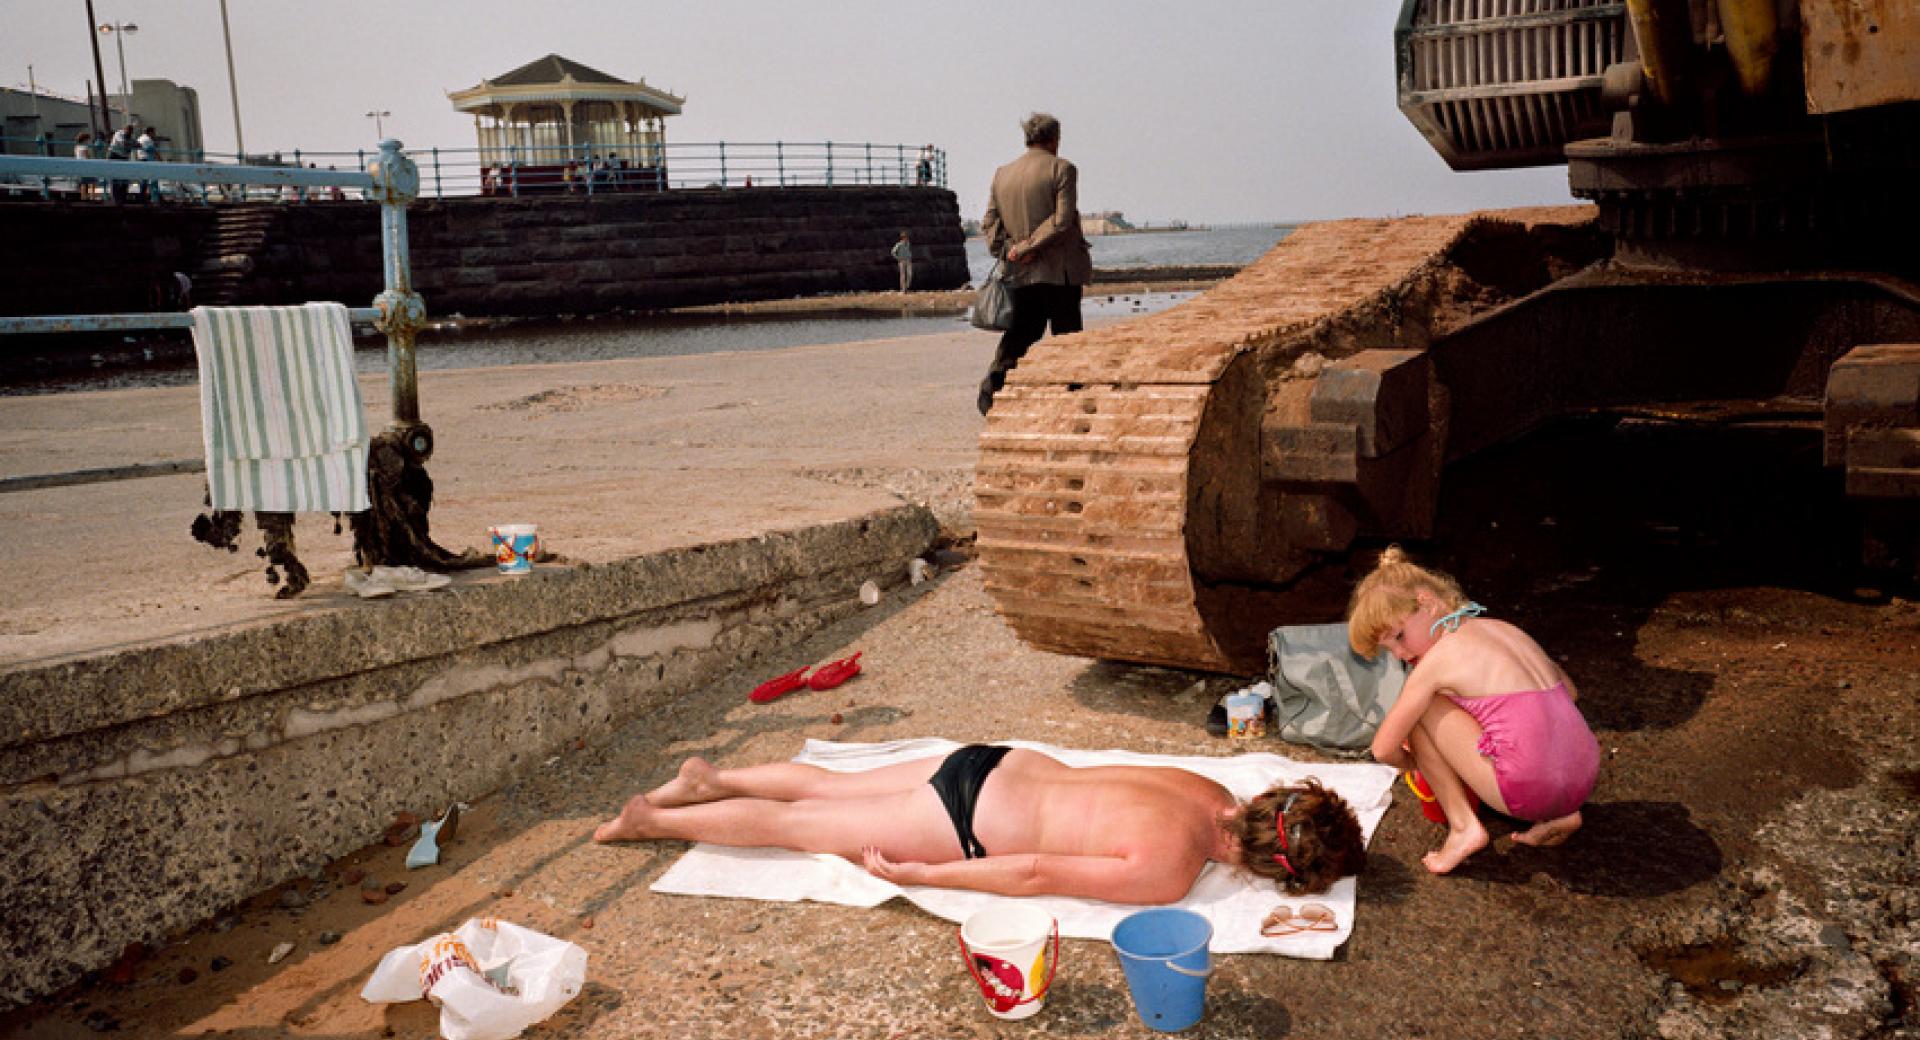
[{"xmin": 1346, "ymin": 545, "xmax": 1468, "ymax": 657}]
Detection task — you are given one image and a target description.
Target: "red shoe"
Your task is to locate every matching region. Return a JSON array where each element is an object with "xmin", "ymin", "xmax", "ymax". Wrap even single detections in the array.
[
  {"xmin": 750, "ymin": 666, "xmax": 810, "ymax": 704},
  {"xmin": 806, "ymin": 652, "xmax": 862, "ymax": 691}
]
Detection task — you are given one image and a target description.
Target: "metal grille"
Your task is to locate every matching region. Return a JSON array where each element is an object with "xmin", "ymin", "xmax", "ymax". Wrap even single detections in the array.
[{"xmin": 1396, "ymin": 0, "xmax": 1628, "ymax": 170}]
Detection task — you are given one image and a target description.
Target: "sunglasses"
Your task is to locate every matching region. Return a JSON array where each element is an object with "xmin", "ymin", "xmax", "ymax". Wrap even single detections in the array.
[{"xmin": 1260, "ymin": 902, "xmax": 1337, "ymax": 937}]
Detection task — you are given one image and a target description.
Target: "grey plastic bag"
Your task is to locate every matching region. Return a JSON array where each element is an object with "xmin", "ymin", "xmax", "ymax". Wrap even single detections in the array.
[
  {"xmin": 970, "ymin": 260, "xmax": 1014, "ymax": 331},
  {"xmin": 1267, "ymin": 623, "xmax": 1407, "ymax": 752}
]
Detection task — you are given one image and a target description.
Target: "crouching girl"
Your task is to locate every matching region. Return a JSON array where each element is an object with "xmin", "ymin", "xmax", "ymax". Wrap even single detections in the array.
[{"xmin": 1348, "ymin": 547, "xmax": 1600, "ymax": 874}]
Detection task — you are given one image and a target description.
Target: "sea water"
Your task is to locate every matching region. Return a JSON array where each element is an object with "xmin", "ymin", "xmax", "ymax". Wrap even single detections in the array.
[{"xmin": 5, "ymin": 227, "xmax": 1290, "ymax": 395}]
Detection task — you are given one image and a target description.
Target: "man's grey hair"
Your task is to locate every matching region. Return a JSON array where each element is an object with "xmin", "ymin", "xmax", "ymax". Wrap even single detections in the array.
[{"xmin": 1022, "ymin": 113, "xmax": 1061, "ymax": 147}]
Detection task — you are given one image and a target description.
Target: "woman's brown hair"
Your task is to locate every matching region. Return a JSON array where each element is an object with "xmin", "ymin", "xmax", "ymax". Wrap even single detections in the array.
[{"xmin": 1229, "ymin": 777, "xmax": 1367, "ymax": 895}]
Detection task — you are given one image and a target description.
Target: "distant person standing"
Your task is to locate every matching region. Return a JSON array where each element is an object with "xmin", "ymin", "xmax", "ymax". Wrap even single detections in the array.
[
  {"xmin": 891, "ymin": 230, "xmax": 915, "ymax": 292},
  {"xmin": 134, "ymin": 127, "xmax": 161, "ymax": 202},
  {"xmin": 105, "ymin": 123, "xmax": 135, "ymax": 204},
  {"xmin": 977, "ymin": 112, "xmax": 1092, "ymax": 415},
  {"xmin": 73, "ymin": 132, "xmax": 99, "ymax": 201},
  {"xmin": 915, "ymin": 145, "xmax": 934, "ymax": 187}
]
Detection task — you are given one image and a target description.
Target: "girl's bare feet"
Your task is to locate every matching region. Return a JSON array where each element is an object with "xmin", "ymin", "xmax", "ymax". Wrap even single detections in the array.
[
  {"xmin": 1513, "ymin": 811, "xmax": 1582, "ymax": 846},
  {"xmin": 645, "ymin": 757, "xmax": 725, "ymax": 808},
  {"xmin": 1421, "ymin": 820, "xmax": 1490, "ymax": 874},
  {"xmin": 593, "ymin": 794, "xmax": 662, "ymax": 843}
]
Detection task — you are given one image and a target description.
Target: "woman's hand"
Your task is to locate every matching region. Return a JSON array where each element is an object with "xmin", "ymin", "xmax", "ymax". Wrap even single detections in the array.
[{"xmin": 862, "ymin": 846, "xmax": 926, "ymax": 886}]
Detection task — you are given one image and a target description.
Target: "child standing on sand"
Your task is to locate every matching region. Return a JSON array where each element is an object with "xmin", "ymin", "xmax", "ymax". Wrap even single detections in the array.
[{"xmin": 1347, "ymin": 546, "xmax": 1600, "ymax": 874}]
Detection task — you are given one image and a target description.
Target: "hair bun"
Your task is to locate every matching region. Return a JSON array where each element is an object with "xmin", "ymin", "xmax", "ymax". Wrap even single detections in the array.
[{"xmin": 1377, "ymin": 544, "xmax": 1408, "ymax": 566}]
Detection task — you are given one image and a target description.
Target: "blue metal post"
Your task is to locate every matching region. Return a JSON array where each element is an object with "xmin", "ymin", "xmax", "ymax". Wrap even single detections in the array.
[
  {"xmin": 431, "ymin": 147, "xmax": 442, "ymax": 199},
  {"xmin": 369, "ymin": 139, "xmax": 433, "ymax": 459},
  {"xmin": 825, "ymin": 141, "xmax": 833, "ymax": 187},
  {"xmin": 718, "ymin": 141, "xmax": 727, "ymax": 188},
  {"xmin": 897, "ymin": 144, "xmax": 906, "ymax": 185},
  {"xmin": 865, "ymin": 142, "xmax": 872, "ymax": 185},
  {"xmin": 776, "ymin": 141, "xmax": 784, "ymax": 186}
]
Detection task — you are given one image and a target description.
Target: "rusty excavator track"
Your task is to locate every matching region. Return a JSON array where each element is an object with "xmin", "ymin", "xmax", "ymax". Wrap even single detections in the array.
[{"xmin": 976, "ymin": 208, "xmax": 1603, "ymax": 674}]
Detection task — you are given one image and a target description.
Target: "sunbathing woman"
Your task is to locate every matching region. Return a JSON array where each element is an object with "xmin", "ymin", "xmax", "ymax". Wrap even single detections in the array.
[
  {"xmin": 1349, "ymin": 546, "xmax": 1601, "ymax": 875},
  {"xmin": 595, "ymin": 747, "xmax": 1367, "ymax": 904}
]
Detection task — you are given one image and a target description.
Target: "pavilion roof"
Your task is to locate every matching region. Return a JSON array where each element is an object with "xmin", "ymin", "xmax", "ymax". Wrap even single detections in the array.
[
  {"xmin": 491, "ymin": 54, "xmax": 624, "ymax": 87},
  {"xmin": 450, "ymin": 53, "xmax": 684, "ymax": 116}
]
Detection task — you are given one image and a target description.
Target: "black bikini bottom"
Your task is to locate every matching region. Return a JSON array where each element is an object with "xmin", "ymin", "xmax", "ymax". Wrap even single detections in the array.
[{"xmin": 927, "ymin": 744, "xmax": 1013, "ymax": 859}]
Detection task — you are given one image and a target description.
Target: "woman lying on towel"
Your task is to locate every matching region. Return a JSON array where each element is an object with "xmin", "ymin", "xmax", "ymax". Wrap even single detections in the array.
[{"xmin": 594, "ymin": 747, "xmax": 1366, "ymax": 903}]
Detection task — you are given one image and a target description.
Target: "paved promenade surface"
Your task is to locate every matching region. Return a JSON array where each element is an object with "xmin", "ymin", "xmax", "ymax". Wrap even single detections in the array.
[
  {"xmin": 2, "ymin": 321, "xmax": 1917, "ymax": 1038},
  {"xmin": 0, "ymin": 325, "xmax": 993, "ymax": 667}
]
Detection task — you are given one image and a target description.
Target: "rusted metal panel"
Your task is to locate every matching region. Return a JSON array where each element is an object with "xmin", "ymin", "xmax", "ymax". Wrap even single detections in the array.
[
  {"xmin": 1308, "ymin": 349, "xmax": 1432, "ymax": 458},
  {"xmin": 1263, "ymin": 422, "xmax": 1361, "ymax": 484},
  {"xmin": 1824, "ymin": 342, "xmax": 1920, "ymax": 468},
  {"xmin": 1801, "ymin": 0, "xmax": 1920, "ymax": 114},
  {"xmin": 1845, "ymin": 429, "xmax": 1920, "ymax": 498}
]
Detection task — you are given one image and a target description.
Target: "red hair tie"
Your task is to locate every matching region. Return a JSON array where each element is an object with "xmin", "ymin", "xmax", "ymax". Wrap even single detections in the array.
[{"xmin": 1272, "ymin": 792, "xmax": 1300, "ymax": 878}]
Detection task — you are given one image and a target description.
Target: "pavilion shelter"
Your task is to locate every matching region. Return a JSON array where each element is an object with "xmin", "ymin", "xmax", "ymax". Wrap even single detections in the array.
[{"xmin": 449, "ymin": 54, "xmax": 684, "ymax": 195}]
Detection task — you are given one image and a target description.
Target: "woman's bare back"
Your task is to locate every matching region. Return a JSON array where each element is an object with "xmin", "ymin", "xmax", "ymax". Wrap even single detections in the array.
[{"xmin": 968, "ymin": 752, "xmax": 1235, "ymax": 862}]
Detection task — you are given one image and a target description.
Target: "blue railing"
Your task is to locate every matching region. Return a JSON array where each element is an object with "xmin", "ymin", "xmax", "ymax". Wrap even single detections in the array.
[
  {"xmin": 0, "ymin": 135, "xmax": 948, "ymax": 202},
  {"xmin": 0, "ymin": 141, "xmax": 438, "ymax": 457}
]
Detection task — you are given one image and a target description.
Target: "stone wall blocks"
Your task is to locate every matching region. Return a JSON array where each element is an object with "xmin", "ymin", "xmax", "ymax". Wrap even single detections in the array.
[{"xmin": 7, "ymin": 188, "xmax": 968, "ymax": 317}]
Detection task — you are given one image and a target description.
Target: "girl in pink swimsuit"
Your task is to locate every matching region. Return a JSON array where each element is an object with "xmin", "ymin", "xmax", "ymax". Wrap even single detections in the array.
[{"xmin": 1347, "ymin": 547, "xmax": 1600, "ymax": 875}]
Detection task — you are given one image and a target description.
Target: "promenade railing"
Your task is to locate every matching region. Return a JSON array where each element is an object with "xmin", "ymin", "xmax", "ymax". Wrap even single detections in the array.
[
  {"xmin": 0, "ymin": 140, "xmax": 438, "ymax": 460},
  {"xmin": 0, "ymin": 135, "xmax": 948, "ymax": 202}
]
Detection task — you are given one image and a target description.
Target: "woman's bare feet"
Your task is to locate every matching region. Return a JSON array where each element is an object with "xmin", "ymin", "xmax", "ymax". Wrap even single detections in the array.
[
  {"xmin": 593, "ymin": 794, "xmax": 663, "ymax": 843},
  {"xmin": 1421, "ymin": 820, "xmax": 1490, "ymax": 874},
  {"xmin": 1513, "ymin": 811, "xmax": 1582, "ymax": 847},
  {"xmin": 645, "ymin": 757, "xmax": 725, "ymax": 808}
]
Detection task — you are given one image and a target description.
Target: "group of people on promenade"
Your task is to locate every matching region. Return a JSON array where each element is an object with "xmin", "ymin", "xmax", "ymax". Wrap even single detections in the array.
[{"xmin": 71, "ymin": 123, "xmax": 161, "ymax": 204}]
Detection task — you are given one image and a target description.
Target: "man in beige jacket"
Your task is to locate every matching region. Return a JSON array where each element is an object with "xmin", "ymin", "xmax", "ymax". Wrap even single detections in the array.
[{"xmin": 978, "ymin": 113, "xmax": 1093, "ymax": 415}]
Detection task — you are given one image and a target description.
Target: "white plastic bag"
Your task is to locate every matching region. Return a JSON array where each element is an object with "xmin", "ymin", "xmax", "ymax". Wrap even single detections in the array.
[{"xmin": 361, "ymin": 918, "xmax": 587, "ymax": 1040}]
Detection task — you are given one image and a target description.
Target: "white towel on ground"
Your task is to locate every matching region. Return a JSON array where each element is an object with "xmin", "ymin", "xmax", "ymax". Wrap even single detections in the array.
[
  {"xmin": 191, "ymin": 302, "xmax": 369, "ymax": 513},
  {"xmin": 648, "ymin": 738, "xmax": 1398, "ymax": 959}
]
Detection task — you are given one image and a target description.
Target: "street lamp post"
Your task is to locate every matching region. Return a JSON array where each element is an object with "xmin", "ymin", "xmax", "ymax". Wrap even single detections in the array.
[
  {"xmin": 219, "ymin": 0, "xmax": 246, "ymax": 159},
  {"xmin": 96, "ymin": 20, "xmax": 138, "ymax": 122},
  {"xmin": 366, "ymin": 110, "xmax": 391, "ymax": 139},
  {"xmin": 82, "ymin": 0, "xmax": 113, "ymax": 136}
]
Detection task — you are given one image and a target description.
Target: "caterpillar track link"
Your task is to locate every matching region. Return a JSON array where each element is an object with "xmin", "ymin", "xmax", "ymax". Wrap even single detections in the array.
[{"xmin": 976, "ymin": 208, "xmax": 1601, "ymax": 674}]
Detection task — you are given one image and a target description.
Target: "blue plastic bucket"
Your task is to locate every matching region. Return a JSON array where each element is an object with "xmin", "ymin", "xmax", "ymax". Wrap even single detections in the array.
[{"xmin": 1111, "ymin": 908, "xmax": 1213, "ymax": 1032}]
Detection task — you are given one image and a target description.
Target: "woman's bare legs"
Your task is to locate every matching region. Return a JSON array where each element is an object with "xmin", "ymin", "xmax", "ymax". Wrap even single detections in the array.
[
  {"xmin": 592, "ymin": 785, "xmax": 961, "ymax": 862},
  {"xmin": 642, "ymin": 755, "xmax": 947, "ymax": 808},
  {"xmin": 1408, "ymin": 698, "xmax": 1507, "ymax": 875}
]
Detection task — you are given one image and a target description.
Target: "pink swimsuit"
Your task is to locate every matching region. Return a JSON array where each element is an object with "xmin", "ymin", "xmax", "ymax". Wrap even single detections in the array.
[{"xmin": 1449, "ymin": 682, "xmax": 1599, "ymax": 822}]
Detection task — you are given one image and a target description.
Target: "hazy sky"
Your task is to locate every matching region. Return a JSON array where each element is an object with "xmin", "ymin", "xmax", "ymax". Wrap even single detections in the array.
[{"xmin": 9, "ymin": 1, "xmax": 1576, "ymax": 223}]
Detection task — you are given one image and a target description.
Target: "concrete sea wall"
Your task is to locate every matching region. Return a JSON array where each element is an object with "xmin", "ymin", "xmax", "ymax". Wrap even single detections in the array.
[
  {"xmin": 0, "ymin": 505, "xmax": 938, "ymax": 1007},
  {"xmin": 0, "ymin": 185, "xmax": 968, "ymax": 319}
]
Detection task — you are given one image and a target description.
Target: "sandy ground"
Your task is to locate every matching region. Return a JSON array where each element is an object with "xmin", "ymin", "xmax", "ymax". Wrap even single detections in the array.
[{"xmin": 2, "ymin": 323, "xmax": 1918, "ymax": 1037}]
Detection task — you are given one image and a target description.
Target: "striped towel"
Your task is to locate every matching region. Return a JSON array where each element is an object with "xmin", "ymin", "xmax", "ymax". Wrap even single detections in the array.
[{"xmin": 191, "ymin": 303, "xmax": 370, "ymax": 513}]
